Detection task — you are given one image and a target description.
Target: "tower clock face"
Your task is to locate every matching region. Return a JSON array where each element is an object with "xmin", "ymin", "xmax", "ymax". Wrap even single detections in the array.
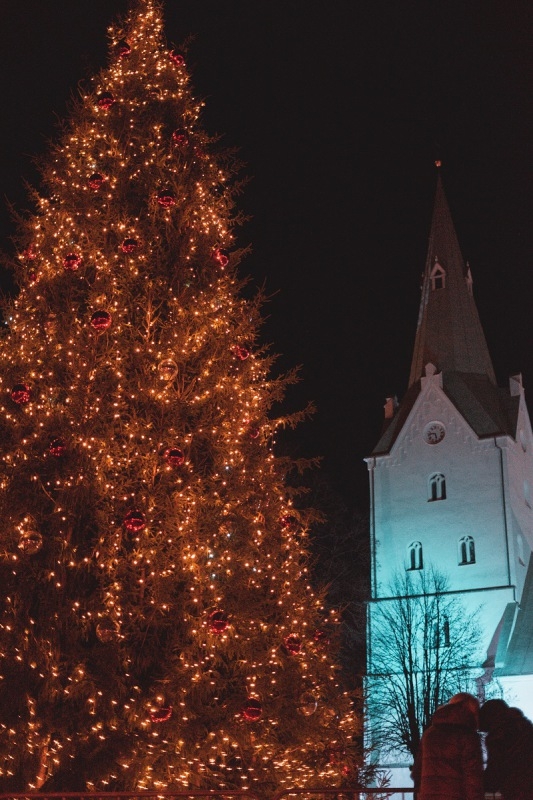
[{"xmin": 423, "ymin": 421, "xmax": 446, "ymax": 445}]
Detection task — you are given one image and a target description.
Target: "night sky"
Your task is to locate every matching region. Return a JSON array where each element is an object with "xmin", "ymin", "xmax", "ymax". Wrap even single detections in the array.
[{"xmin": 1, "ymin": 1, "xmax": 533, "ymax": 508}]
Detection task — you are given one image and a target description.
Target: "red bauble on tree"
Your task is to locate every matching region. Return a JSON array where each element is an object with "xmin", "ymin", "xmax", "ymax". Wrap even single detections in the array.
[
  {"xmin": 18, "ymin": 529, "xmax": 43, "ymax": 555},
  {"xmin": 97, "ymin": 92, "xmax": 115, "ymax": 110},
  {"xmin": 231, "ymin": 345, "xmax": 250, "ymax": 361},
  {"xmin": 11, "ymin": 384, "xmax": 31, "ymax": 405},
  {"xmin": 284, "ymin": 634, "xmax": 302, "ymax": 655},
  {"xmin": 172, "ymin": 128, "xmax": 189, "ymax": 147},
  {"xmin": 117, "ymin": 39, "xmax": 132, "ymax": 58},
  {"xmin": 123, "ymin": 510, "xmax": 146, "ymax": 533},
  {"xmin": 157, "ymin": 358, "xmax": 178, "ymax": 381},
  {"xmin": 49, "ymin": 437, "xmax": 67, "ymax": 457},
  {"xmin": 208, "ymin": 609, "xmax": 229, "ymax": 634},
  {"xmin": 248, "ymin": 424, "xmax": 260, "ymax": 439},
  {"xmin": 164, "ymin": 447, "xmax": 185, "ymax": 468},
  {"xmin": 299, "ymin": 692, "xmax": 318, "ymax": 716},
  {"xmin": 63, "ymin": 252, "xmax": 82, "ymax": 271},
  {"xmin": 149, "ymin": 706, "xmax": 173, "ymax": 723},
  {"xmin": 169, "ymin": 50, "xmax": 185, "ymax": 66},
  {"xmin": 280, "ymin": 514, "xmax": 298, "ymax": 532},
  {"xmin": 22, "ymin": 245, "xmax": 36, "ymax": 261},
  {"xmin": 96, "ymin": 618, "xmax": 119, "ymax": 643},
  {"xmin": 242, "ymin": 698, "xmax": 262, "ymax": 722},
  {"xmin": 88, "ymin": 172, "xmax": 105, "ymax": 190},
  {"xmin": 212, "ymin": 247, "xmax": 230, "ymax": 267},
  {"xmin": 90, "ymin": 310, "xmax": 112, "ymax": 333},
  {"xmin": 156, "ymin": 189, "xmax": 176, "ymax": 208},
  {"xmin": 121, "ymin": 237, "xmax": 138, "ymax": 254}
]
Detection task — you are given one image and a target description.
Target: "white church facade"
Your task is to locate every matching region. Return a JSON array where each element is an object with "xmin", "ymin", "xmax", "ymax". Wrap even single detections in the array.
[{"xmin": 365, "ymin": 173, "xmax": 533, "ymax": 784}]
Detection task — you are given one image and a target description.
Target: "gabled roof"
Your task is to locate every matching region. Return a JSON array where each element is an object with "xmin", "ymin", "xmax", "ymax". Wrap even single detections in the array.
[
  {"xmin": 496, "ymin": 554, "xmax": 533, "ymax": 676},
  {"xmin": 372, "ymin": 371, "xmax": 519, "ymax": 456},
  {"xmin": 409, "ymin": 174, "xmax": 496, "ymax": 387}
]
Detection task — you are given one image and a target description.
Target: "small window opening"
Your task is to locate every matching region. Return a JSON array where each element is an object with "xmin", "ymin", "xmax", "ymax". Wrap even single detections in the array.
[
  {"xmin": 458, "ymin": 536, "xmax": 475, "ymax": 565},
  {"xmin": 428, "ymin": 473, "xmax": 446, "ymax": 501},
  {"xmin": 407, "ymin": 541, "xmax": 423, "ymax": 571}
]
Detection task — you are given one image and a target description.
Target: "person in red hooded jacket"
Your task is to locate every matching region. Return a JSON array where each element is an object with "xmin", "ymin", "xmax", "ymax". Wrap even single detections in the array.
[
  {"xmin": 411, "ymin": 693, "xmax": 484, "ymax": 800},
  {"xmin": 478, "ymin": 698, "xmax": 533, "ymax": 800}
]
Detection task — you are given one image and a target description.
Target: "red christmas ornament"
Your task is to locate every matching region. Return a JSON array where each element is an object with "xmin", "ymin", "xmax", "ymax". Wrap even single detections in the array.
[
  {"xmin": 169, "ymin": 50, "xmax": 185, "ymax": 66},
  {"xmin": 49, "ymin": 437, "xmax": 67, "ymax": 457},
  {"xmin": 242, "ymin": 698, "xmax": 262, "ymax": 722},
  {"xmin": 156, "ymin": 190, "xmax": 176, "ymax": 208},
  {"xmin": 11, "ymin": 384, "xmax": 31, "ymax": 405},
  {"xmin": 28, "ymin": 271, "xmax": 37, "ymax": 283},
  {"xmin": 157, "ymin": 358, "xmax": 178, "ymax": 381},
  {"xmin": 97, "ymin": 92, "xmax": 115, "ymax": 110},
  {"xmin": 121, "ymin": 237, "xmax": 138, "ymax": 254},
  {"xmin": 212, "ymin": 247, "xmax": 230, "ymax": 267},
  {"xmin": 90, "ymin": 310, "xmax": 112, "ymax": 332},
  {"xmin": 209, "ymin": 609, "xmax": 229, "ymax": 634},
  {"xmin": 164, "ymin": 447, "xmax": 185, "ymax": 468},
  {"xmin": 280, "ymin": 514, "xmax": 298, "ymax": 532},
  {"xmin": 63, "ymin": 252, "xmax": 82, "ymax": 271},
  {"xmin": 22, "ymin": 246, "xmax": 36, "ymax": 260},
  {"xmin": 117, "ymin": 39, "xmax": 132, "ymax": 58},
  {"xmin": 18, "ymin": 529, "xmax": 43, "ymax": 555},
  {"xmin": 123, "ymin": 510, "xmax": 146, "ymax": 533},
  {"xmin": 284, "ymin": 634, "xmax": 302, "ymax": 655},
  {"xmin": 249, "ymin": 425, "xmax": 260, "ymax": 439},
  {"xmin": 88, "ymin": 172, "xmax": 105, "ymax": 190},
  {"xmin": 96, "ymin": 618, "xmax": 118, "ymax": 643},
  {"xmin": 232, "ymin": 345, "xmax": 250, "ymax": 361},
  {"xmin": 172, "ymin": 128, "xmax": 189, "ymax": 147},
  {"xmin": 150, "ymin": 706, "xmax": 173, "ymax": 723}
]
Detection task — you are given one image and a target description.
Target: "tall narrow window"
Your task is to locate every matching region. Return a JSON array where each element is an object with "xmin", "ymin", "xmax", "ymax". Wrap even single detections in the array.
[
  {"xmin": 434, "ymin": 616, "xmax": 451, "ymax": 648},
  {"xmin": 407, "ymin": 541, "xmax": 423, "ymax": 571},
  {"xmin": 443, "ymin": 616, "xmax": 450, "ymax": 647},
  {"xmin": 430, "ymin": 260, "xmax": 446, "ymax": 291},
  {"xmin": 428, "ymin": 473, "xmax": 446, "ymax": 501},
  {"xmin": 458, "ymin": 536, "xmax": 475, "ymax": 565}
]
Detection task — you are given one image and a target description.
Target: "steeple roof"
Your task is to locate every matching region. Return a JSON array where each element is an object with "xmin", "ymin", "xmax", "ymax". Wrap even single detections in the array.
[{"xmin": 408, "ymin": 173, "xmax": 496, "ymax": 387}]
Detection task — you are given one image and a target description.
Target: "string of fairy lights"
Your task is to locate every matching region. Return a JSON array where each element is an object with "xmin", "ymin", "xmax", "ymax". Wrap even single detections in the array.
[{"xmin": 0, "ymin": 0, "xmax": 358, "ymax": 791}]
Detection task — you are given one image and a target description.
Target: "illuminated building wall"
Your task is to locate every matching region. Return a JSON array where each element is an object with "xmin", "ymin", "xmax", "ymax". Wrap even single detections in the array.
[{"xmin": 365, "ymin": 173, "xmax": 533, "ymax": 783}]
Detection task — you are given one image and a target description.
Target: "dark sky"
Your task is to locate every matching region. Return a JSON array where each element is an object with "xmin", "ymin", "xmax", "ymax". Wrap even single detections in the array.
[{"xmin": 1, "ymin": 1, "xmax": 533, "ymax": 508}]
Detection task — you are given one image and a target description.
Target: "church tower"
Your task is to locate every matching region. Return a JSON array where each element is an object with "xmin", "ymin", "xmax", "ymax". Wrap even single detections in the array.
[{"xmin": 366, "ymin": 169, "xmax": 533, "ymax": 783}]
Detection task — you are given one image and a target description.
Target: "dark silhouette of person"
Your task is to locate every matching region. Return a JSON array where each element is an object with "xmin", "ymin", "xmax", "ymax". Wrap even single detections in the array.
[
  {"xmin": 479, "ymin": 698, "xmax": 533, "ymax": 800},
  {"xmin": 411, "ymin": 692, "xmax": 484, "ymax": 800}
]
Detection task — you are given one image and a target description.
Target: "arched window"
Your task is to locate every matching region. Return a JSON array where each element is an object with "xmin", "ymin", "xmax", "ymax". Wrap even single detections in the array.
[
  {"xmin": 458, "ymin": 536, "xmax": 475, "ymax": 565},
  {"xmin": 407, "ymin": 541, "xmax": 423, "ymax": 571},
  {"xmin": 428, "ymin": 473, "xmax": 446, "ymax": 501}
]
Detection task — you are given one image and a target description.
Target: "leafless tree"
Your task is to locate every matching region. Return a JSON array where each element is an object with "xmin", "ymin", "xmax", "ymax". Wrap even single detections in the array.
[{"xmin": 366, "ymin": 567, "xmax": 483, "ymax": 760}]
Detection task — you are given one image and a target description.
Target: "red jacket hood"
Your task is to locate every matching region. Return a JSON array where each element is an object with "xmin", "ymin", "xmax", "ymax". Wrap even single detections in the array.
[{"xmin": 431, "ymin": 701, "xmax": 478, "ymax": 729}]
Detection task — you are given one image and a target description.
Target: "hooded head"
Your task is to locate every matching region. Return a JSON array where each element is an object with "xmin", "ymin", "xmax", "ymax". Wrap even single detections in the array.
[
  {"xmin": 449, "ymin": 692, "xmax": 480, "ymax": 717},
  {"xmin": 430, "ymin": 692, "xmax": 480, "ymax": 730},
  {"xmin": 478, "ymin": 699, "xmax": 509, "ymax": 732}
]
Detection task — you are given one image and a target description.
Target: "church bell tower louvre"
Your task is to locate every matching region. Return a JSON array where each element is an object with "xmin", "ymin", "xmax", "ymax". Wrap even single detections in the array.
[{"xmin": 365, "ymin": 167, "xmax": 533, "ymax": 782}]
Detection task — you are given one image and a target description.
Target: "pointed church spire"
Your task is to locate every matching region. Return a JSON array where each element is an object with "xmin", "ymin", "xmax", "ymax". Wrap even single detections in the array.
[{"xmin": 408, "ymin": 168, "xmax": 496, "ymax": 387}]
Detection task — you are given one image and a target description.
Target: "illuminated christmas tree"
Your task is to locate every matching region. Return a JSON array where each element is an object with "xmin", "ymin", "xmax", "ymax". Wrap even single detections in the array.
[{"xmin": 0, "ymin": 0, "xmax": 359, "ymax": 792}]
